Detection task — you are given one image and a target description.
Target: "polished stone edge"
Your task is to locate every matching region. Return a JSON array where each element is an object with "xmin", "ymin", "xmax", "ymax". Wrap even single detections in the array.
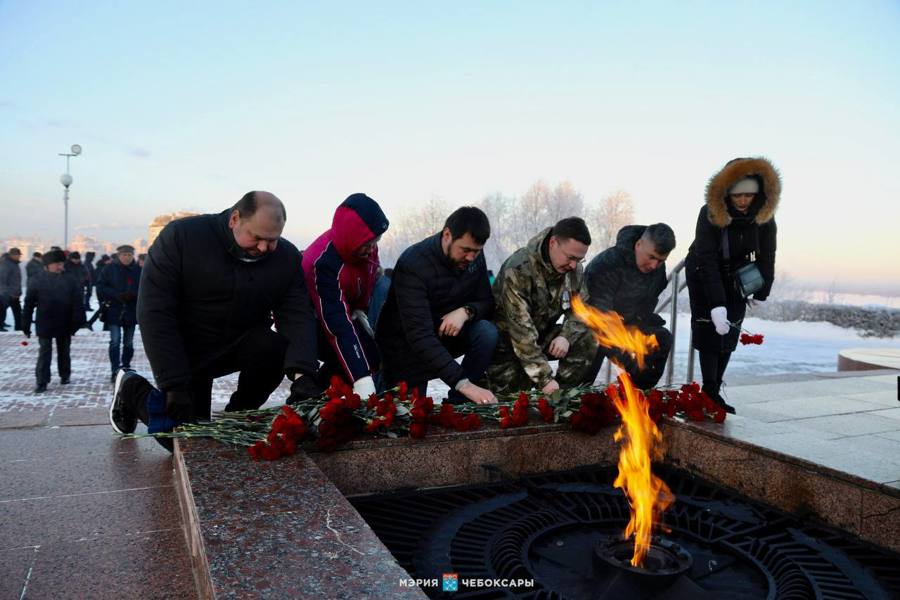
[
  {"xmin": 312, "ymin": 426, "xmax": 618, "ymax": 496},
  {"xmin": 174, "ymin": 440, "xmax": 211, "ymax": 600},
  {"xmin": 667, "ymin": 418, "xmax": 900, "ymax": 499},
  {"xmin": 176, "ymin": 440, "xmax": 429, "ymax": 600},
  {"xmin": 661, "ymin": 421, "xmax": 900, "ymax": 553}
]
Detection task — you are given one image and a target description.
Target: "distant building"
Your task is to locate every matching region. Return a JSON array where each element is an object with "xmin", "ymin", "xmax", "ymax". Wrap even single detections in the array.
[
  {"xmin": 148, "ymin": 211, "xmax": 197, "ymax": 246},
  {"xmin": 70, "ymin": 233, "xmax": 101, "ymax": 255}
]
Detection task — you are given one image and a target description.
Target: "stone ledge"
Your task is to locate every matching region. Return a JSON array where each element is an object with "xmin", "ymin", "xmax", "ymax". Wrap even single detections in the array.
[{"xmin": 175, "ymin": 417, "xmax": 900, "ymax": 597}]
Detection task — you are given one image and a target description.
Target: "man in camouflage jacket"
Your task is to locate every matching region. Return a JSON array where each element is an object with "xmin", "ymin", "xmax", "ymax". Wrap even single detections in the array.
[{"xmin": 488, "ymin": 218, "xmax": 599, "ymax": 394}]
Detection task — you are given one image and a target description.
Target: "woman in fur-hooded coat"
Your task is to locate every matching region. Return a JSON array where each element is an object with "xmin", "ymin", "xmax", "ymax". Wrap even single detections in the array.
[{"xmin": 685, "ymin": 157, "xmax": 781, "ymax": 413}]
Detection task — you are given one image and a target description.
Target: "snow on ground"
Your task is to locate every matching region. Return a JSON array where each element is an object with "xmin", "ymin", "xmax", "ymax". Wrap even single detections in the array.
[{"xmin": 665, "ymin": 313, "xmax": 897, "ymax": 383}]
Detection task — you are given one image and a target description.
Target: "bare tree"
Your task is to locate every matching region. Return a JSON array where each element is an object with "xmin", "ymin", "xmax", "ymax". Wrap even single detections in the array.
[
  {"xmin": 548, "ymin": 180, "xmax": 585, "ymax": 224},
  {"xmin": 378, "ymin": 195, "xmax": 450, "ymax": 267},
  {"xmin": 478, "ymin": 192, "xmax": 517, "ymax": 272},
  {"xmin": 588, "ymin": 189, "xmax": 635, "ymax": 252}
]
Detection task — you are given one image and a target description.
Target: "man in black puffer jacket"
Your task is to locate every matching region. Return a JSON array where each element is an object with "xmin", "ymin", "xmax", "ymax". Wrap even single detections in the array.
[
  {"xmin": 583, "ymin": 223, "xmax": 676, "ymax": 389},
  {"xmin": 23, "ymin": 250, "xmax": 85, "ymax": 392},
  {"xmin": 376, "ymin": 207, "xmax": 498, "ymax": 405},
  {"xmin": 108, "ymin": 191, "xmax": 320, "ymax": 451}
]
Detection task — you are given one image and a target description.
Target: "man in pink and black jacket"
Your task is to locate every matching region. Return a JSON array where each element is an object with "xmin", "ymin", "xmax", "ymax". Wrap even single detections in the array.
[{"xmin": 302, "ymin": 193, "xmax": 389, "ymax": 398}]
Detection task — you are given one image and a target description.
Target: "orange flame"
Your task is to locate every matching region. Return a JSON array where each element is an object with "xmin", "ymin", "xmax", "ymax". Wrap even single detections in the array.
[
  {"xmin": 609, "ymin": 378, "xmax": 674, "ymax": 566},
  {"xmin": 572, "ymin": 296, "xmax": 659, "ymax": 370},
  {"xmin": 572, "ymin": 296, "xmax": 673, "ymax": 567}
]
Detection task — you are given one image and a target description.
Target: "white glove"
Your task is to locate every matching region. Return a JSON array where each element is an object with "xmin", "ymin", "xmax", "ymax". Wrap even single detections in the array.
[
  {"xmin": 710, "ymin": 306, "xmax": 730, "ymax": 336},
  {"xmin": 352, "ymin": 375, "xmax": 376, "ymax": 398},
  {"xmin": 352, "ymin": 309, "xmax": 374, "ymax": 338}
]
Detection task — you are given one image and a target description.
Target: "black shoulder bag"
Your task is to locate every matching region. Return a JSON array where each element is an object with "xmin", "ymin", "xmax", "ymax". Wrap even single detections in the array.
[{"xmin": 721, "ymin": 229, "xmax": 764, "ymax": 298}]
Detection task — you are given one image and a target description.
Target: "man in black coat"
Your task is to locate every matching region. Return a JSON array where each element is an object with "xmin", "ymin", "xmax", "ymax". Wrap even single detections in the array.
[
  {"xmin": 83, "ymin": 251, "xmax": 96, "ymax": 310},
  {"xmin": 96, "ymin": 245, "xmax": 141, "ymax": 381},
  {"xmin": 64, "ymin": 251, "xmax": 90, "ymax": 310},
  {"xmin": 376, "ymin": 207, "xmax": 498, "ymax": 405},
  {"xmin": 0, "ymin": 248, "xmax": 24, "ymax": 331},
  {"xmin": 582, "ymin": 224, "xmax": 676, "ymax": 389},
  {"xmin": 25, "ymin": 252, "xmax": 43, "ymax": 281},
  {"xmin": 108, "ymin": 191, "xmax": 320, "ymax": 451},
  {"xmin": 23, "ymin": 250, "xmax": 85, "ymax": 392}
]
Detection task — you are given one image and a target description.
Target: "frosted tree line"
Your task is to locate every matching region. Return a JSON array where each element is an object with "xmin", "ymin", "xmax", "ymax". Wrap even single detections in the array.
[{"xmin": 377, "ymin": 181, "xmax": 635, "ymax": 272}]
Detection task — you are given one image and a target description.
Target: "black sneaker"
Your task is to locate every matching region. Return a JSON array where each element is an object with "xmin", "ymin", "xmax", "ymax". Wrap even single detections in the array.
[
  {"xmin": 110, "ymin": 369, "xmax": 139, "ymax": 434},
  {"xmin": 34, "ymin": 383, "xmax": 47, "ymax": 393},
  {"xmin": 61, "ymin": 378, "xmax": 70, "ymax": 385}
]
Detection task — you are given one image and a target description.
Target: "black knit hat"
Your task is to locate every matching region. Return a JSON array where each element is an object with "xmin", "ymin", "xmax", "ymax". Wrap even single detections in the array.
[{"xmin": 42, "ymin": 250, "xmax": 66, "ymax": 265}]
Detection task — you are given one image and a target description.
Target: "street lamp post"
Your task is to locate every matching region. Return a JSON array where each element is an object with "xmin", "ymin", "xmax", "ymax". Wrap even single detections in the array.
[{"xmin": 58, "ymin": 144, "xmax": 82, "ymax": 249}]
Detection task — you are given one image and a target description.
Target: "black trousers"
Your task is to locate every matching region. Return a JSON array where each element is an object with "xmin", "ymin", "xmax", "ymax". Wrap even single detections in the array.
[
  {"xmin": 314, "ymin": 320, "xmax": 379, "ymax": 387},
  {"xmin": 185, "ymin": 327, "xmax": 288, "ymax": 420},
  {"xmin": 698, "ymin": 350, "xmax": 732, "ymax": 398},
  {"xmin": 123, "ymin": 326, "xmax": 289, "ymax": 423},
  {"xmin": 1, "ymin": 296, "xmax": 22, "ymax": 330},
  {"xmin": 36, "ymin": 336, "xmax": 71, "ymax": 384},
  {"xmin": 588, "ymin": 325, "xmax": 673, "ymax": 390}
]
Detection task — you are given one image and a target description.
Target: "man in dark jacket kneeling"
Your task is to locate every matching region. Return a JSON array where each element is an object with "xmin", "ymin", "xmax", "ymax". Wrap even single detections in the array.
[
  {"xmin": 108, "ymin": 191, "xmax": 320, "ymax": 451},
  {"xmin": 376, "ymin": 207, "xmax": 498, "ymax": 405},
  {"xmin": 582, "ymin": 223, "xmax": 676, "ymax": 389}
]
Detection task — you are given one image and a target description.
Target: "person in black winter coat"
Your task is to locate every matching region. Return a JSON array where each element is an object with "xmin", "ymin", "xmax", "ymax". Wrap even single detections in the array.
[
  {"xmin": 583, "ymin": 223, "xmax": 676, "ymax": 389},
  {"xmin": 376, "ymin": 207, "xmax": 498, "ymax": 405},
  {"xmin": 93, "ymin": 255, "xmax": 111, "ymax": 295},
  {"xmin": 97, "ymin": 245, "xmax": 141, "ymax": 381},
  {"xmin": 685, "ymin": 157, "xmax": 781, "ymax": 414},
  {"xmin": 64, "ymin": 251, "xmax": 89, "ymax": 310},
  {"xmin": 83, "ymin": 251, "xmax": 96, "ymax": 309},
  {"xmin": 25, "ymin": 252, "xmax": 43, "ymax": 282},
  {"xmin": 0, "ymin": 248, "xmax": 24, "ymax": 331},
  {"xmin": 108, "ymin": 191, "xmax": 319, "ymax": 452},
  {"xmin": 23, "ymin": 250, "xmax": 86, "ymax": 392}
]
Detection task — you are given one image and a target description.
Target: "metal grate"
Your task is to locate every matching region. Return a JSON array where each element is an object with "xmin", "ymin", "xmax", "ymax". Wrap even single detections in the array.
[{"xmin": 351, "ymin": 465, "xmax": 900, "ymax": 599}]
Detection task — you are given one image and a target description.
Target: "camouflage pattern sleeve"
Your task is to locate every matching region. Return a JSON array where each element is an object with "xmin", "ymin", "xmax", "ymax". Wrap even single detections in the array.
[
  {"xmin": 496, "ymin": 271, "xmax": 553, "ymax": 387},
  {"xmin": 561, "ymin": 269, "xmax": 586, "ymax": 342}
]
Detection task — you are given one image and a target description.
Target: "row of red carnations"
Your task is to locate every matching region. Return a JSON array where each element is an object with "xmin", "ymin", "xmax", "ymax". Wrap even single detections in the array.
[{"xmin": 246, "ymin": 376, "xmax": 727, "ymax": 460}]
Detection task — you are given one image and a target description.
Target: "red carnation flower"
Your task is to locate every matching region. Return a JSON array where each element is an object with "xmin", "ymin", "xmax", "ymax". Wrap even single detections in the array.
[
  {"xmin": 498, "ymin": 405, "xmax": 512, "ymax": 429},
  {"xmin": 740, "ymin": 333, "xmax": 764, "ymax": 345},
  {"xmin": 537, "ymin": 398, "xmax": 553, "ymax": 423},
  {"xmin": 409, "ymin": 421, "xmax": 427, "ymax": 439}
]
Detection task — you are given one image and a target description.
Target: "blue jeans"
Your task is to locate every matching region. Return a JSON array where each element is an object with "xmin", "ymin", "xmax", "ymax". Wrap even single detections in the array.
[
  {"xmin": 378, "ymin": 319, "xmax": 499, "ymax": 402},
  {"xmin": 108, "ymin": 323, "xmax": 135, "ymax": 373}
]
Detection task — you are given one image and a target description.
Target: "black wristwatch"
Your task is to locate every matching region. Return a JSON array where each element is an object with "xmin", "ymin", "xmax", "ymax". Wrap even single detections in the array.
[{"xmin": 463, "ymin": 305, "xmax": 475, "ymax": 320}]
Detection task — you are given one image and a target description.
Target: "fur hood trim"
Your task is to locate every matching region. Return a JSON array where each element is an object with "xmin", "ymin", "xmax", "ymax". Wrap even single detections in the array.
[{"xmin": 705, "ymin": 157, "xmax": 781, "ymax": 227}]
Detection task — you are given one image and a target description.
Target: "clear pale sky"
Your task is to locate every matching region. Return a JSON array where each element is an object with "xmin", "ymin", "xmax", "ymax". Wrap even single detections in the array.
[{"xmin": 1, "ymin": 1, "xmax": 898, "ymax": 293}]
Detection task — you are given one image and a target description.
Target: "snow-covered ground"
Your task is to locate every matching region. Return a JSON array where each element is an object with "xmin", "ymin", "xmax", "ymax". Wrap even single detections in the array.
[{"xmin": 664, "ymin": 313, "xmax": 897, "ymax": 383}]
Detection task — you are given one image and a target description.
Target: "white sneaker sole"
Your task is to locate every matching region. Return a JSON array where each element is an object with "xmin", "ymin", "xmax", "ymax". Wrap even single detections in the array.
[{"xmin": 110, "ymin": 369, "xmax": 130, "ymax": 434}]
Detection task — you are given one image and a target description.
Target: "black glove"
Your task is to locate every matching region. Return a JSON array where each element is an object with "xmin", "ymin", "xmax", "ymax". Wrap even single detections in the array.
[
  {"xmin": 287, "ymin": 374, "xmax": 325, "ymax": 405},
  {"xmin": 165, "ymin": 389, "xmax": 194, "ymax": 422}
]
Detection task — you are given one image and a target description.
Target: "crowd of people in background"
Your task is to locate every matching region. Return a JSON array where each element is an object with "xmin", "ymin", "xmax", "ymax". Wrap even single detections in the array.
[
  {"xmin": 0, "ymin": 244, "xmax": 148, "ymax": 392},
  {"xmin": 3, "ymin": 156, "xmax": 781, "ymax": 449}
]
